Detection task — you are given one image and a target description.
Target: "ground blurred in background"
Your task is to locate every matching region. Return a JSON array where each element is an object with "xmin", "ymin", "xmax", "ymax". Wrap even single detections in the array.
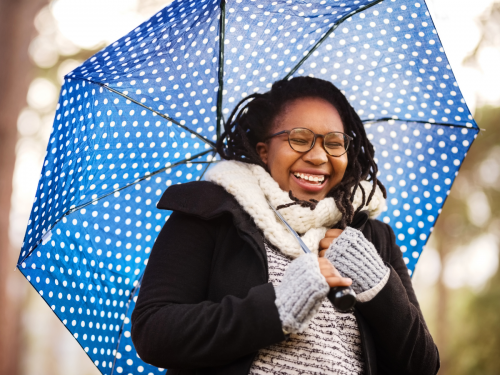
[{"xmin": 0, "ymin": 0, "xmax": 499, "ymax": 374}]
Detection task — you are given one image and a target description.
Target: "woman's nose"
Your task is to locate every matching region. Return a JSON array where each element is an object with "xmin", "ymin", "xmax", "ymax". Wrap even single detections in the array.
[{"xmin": 303, "ymin": 138, "xmax": 328, "ymax": 165}]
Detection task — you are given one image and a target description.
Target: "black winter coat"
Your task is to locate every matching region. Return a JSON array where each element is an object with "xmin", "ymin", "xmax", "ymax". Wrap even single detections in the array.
[{"xmin": 131, "ymin": 181, "xmax": 440, "ymax": 375}]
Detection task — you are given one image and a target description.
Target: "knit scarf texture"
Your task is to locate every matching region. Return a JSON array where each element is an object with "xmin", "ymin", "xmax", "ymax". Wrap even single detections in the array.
[{"xmin": 205, "ymin": 160, "xmax": 386, "ymax": 259}]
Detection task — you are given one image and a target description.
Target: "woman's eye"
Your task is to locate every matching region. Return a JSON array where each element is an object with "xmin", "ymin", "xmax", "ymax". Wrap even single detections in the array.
[
  {"xmin": 290, "ymin": 138, "xmax": 309, "ymax": 145},
  {"xmin": 325, "ymin": 142, "xmax": 343, "ymax": 149}
]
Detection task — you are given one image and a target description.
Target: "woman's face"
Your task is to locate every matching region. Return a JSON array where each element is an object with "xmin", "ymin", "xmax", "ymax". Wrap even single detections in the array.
[{"xmin": 256, "ymin": 97, "xmax": 348, "ymax": 202}]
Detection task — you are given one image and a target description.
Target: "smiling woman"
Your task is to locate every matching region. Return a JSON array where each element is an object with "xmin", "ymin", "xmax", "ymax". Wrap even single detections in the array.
[
  {"xmin": 256, "ymin": 97, "xmax": 349, "ymax": 202},
  {"xmin": 131, "ymin": 77, "xmax": 440, "ymax": 375}
]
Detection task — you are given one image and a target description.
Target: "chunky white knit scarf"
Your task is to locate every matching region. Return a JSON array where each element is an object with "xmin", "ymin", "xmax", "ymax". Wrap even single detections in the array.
[{"xmin": 205, "ymin": 160, "xmax": 386, "ymax": 259}]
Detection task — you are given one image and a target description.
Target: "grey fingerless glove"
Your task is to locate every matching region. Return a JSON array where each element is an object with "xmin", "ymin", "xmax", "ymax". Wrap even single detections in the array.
[
  {"xmin": 274, "ymin": 253, "xmax": 329, "ymax": 334},
  {"xmin": 325, "ymin": 226, "xmax": 389, "ymax": 294}
]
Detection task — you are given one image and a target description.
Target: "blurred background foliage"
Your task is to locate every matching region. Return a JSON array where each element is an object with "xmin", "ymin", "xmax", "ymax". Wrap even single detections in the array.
[
  {"xmin": 0, "ymin": 0, "xmax": 498, "ymax": 374},
  {"xmin": 430, "ymin": 105, "xmax": 500, "ymax": 374}
]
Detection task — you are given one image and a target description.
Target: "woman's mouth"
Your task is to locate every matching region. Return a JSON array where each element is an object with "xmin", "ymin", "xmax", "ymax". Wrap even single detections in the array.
[
  {"xmin": 293, "ymin": 172, "xmax": 325, "ymax": 184},
  {"xmin": 291, "ymin": 172, "xmax": 328, "ymax": 192}
]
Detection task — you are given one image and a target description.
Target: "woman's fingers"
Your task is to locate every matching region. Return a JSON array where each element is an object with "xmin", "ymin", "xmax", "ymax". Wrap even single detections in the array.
[
  {"xmin": 325, "ymin": 229, "xmax": 343, "ymax": 237},
  {"xmin": 318, "ymin": 258, "xmax": 342, "ymax": 276},
  {"xmin": 319, "ymin": 238, "xmax": 334, "ymax": 253},
  {"xmin": 318, "ymin": 258, "xmax": 352, "ymax": 288},
  {"xmin": 318, "ymin": 229, "xmax": 344, "ymax": 255},
  {"xmin": 324, "ymin": 276, "xmax": 352, "ymax": 287}
]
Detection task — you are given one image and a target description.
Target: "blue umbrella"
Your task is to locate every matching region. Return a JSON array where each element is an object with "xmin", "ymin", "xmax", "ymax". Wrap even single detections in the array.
[{"xmin": 17, "ymin": 0, "xmax": 478, "ymax": 374}]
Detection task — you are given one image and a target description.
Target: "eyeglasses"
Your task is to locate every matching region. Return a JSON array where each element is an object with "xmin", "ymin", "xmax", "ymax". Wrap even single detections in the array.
[{"xmin": 265, "ymin": 127, "xmax": 353, "ymax": 157}]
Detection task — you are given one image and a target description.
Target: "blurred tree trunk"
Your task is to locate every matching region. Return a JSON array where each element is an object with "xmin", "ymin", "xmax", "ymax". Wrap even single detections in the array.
[{"xmin": 0, "ymin": 1, "xmax": 47, "ymax": 374}]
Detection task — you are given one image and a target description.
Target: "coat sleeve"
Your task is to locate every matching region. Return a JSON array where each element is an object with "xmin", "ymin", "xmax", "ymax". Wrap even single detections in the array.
[
  {"xmin": 131, "ymin": 211, "xmax": 285, "ymax": 370},
  {"xmin": 357, "ymin": 221, "xmax": 440, "ymax": 375}
]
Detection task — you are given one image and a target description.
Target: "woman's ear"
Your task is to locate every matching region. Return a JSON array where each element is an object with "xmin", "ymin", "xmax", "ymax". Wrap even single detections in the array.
[{"xmin": 256, "ymin": 142, "xmax": 269, "ymax": 165}]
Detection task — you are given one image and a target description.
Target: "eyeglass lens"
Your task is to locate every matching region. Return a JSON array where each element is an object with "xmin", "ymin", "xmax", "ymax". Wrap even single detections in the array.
[{"xmin": 288, "ymin": 128, "xmax": 348, "ymax": 156}]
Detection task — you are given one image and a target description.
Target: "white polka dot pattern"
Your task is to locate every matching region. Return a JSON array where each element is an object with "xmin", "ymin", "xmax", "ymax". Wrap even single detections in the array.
[
  {"xmin": 17, "ymin": 0, "xmax": 478, "ymax": 374},
  {"xmin": 366, "ymin": 120, "xmax": 475, "ymax": 273},
  {"xmin": 69, "ymin": 0, "xmax": 222, "ymax": 142}
]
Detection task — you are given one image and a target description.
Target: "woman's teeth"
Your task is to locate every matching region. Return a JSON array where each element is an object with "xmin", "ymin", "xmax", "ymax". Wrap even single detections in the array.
[{"xmin": 293, "ymin": 172, "xmax": 325, "ymax": 184}]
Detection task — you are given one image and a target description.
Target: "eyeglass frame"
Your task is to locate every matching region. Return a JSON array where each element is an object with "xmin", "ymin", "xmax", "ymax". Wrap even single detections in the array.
[{"xmin": 265, "ymin": 127, "xmax": 354, "ymax": 157}]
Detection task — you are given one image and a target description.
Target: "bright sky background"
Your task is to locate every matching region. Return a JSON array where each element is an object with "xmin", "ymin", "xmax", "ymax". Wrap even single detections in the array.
[
  {"xmin": 50, "ymin": 0, "xmax": 148, "ymax": 49},
  {"xmin": 425, "ymin": 0, "xmax": 500, "ymax": 112}
]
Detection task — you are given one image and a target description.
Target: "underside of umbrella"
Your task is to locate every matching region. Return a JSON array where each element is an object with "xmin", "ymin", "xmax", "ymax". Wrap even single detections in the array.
[{"xmin": 17, "ymin": 0, "xmax": 478, "ymax": 374}]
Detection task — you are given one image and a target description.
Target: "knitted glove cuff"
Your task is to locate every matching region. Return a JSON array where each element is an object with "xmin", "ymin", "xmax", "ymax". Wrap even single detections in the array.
[
  {"xmin": 274, "ymin": 253, "xmax": 329, "ymax": 334},
  {"xmin": 325, "ymin": 227, "xmax": 389, "ymax": 294}
]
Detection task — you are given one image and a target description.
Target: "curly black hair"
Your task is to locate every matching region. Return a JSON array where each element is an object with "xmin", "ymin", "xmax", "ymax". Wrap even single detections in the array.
[{"xmin": 216, "ymin": 76, "xmax": 386, "ymax": 229}]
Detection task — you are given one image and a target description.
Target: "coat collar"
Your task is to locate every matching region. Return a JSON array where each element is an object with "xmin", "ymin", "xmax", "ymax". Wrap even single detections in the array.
[{"xmin": 157, "ymin": 181, "xmax": 240, "ymax": 220}]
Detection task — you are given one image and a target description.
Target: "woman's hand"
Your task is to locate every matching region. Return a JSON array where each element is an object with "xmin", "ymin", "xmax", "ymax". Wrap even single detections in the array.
[
  {"xmin": 317, "ymin": 229, "xmax": 351, "ymax": 288},
  {"xmin": 318, "ymin": 229, "xmax": 343, "ymax": 257},
  {"xmin": 318, "ymin": 257, "xmax": 352, "ymax": 288}
]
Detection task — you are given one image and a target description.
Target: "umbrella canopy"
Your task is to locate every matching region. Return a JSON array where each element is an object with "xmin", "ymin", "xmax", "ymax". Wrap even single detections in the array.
[{"xmin": 17, "ymin": 0, "xmax": 478, "ymax": 374}]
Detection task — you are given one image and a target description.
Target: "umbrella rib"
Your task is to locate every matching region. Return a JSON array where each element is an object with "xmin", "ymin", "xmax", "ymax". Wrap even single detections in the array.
[
  {"xmin": 362, "ymin": 117, "xmax": 479, "ymax": 129},
  {"xmin": 78, "ymin": 78, "xmax": 217, "ymax": 148},
  {"xmin": 199, "ymin": 162, "xmax": 212, "ymax": 181},
  {"xmin": 180, "ymin": 160, "xmax": 219, "ymax": 164},
  {"xmin": 198, "ymin": 151, "xmax": 217, "ymax": 181},
  {"xmin": 17, "ymin": 149, "xmax": 214, "ymax": 266},
  {"xmin": 110, "ymin": 273, "xmax": 144, "ymax": 375},
  {"xmin": 216, "ymin": 0, "xmax": 226, "ymax": 139},
  {"xmin": 283, "ymin": 0, "xmax": 385, "ymax": 81},
  {"xmin": 67, "ymin": 148, "xmax": 211, "ymax": 212}
]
